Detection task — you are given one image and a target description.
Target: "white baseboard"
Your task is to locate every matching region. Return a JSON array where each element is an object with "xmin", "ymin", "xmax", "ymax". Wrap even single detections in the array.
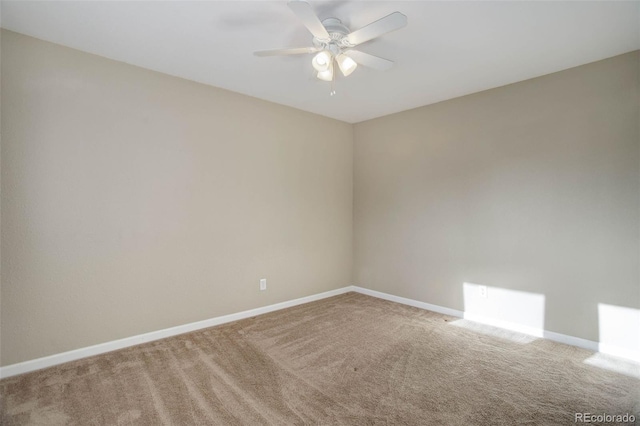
[
  {"xmin": 541, "ymin": 329, "xmax": 599, "ymax": 352},
  {"xmin": 2, "ymin": 284, "xmax": 636, "ymax": 379},
  {"xmin": 352, "ymin": 286, "xmax": 464, "ymax": 318},
  {"xmin": 0, "ymin": 286, "xmax": 356, "ymax": 379}
]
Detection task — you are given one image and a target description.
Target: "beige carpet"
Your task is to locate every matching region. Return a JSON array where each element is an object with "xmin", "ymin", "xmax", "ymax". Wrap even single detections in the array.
[{"xmin": 1, "ymin": 292, "xmax": 639, "ymax": 425}]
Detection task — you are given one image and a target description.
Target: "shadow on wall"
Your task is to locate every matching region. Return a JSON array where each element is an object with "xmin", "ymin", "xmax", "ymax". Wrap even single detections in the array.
[{"xmin": 456, "ymin": 282, "xmax": 640, "ymax": 378}]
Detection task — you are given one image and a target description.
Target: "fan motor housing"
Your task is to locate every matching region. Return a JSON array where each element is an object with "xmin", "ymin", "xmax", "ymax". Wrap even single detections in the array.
[{"xmin": 313, "ymin": 18, "xmax": 353, "ymax": 49}]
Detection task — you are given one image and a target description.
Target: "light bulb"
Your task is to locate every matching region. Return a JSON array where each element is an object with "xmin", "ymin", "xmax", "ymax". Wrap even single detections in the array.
[
  {"xmin": 316, "ymin": 66, "xmax": 334, "ymax": 82},
  {"xmin": 336, "ymin": 53, "xmax": 357, "ymax": 77},
  {"xmin": 312, "ymin": 51, "xmax": 332, "ymax": 72}
]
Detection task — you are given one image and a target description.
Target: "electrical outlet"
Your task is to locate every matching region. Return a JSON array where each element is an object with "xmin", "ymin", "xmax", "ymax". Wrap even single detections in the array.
[
  {"xmin": 479, "ymin": 285, "xmax": 488, "ymax": 298},
  {"xmin": 260, "ymin": 278, "xmax": 267, "ymax": 291}
]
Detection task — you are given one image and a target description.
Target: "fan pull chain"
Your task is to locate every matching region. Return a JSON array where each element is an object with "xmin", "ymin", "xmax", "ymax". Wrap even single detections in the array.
[{"xmin": 330, "ymin": 68, "xmax": 336, "ymax": 96}]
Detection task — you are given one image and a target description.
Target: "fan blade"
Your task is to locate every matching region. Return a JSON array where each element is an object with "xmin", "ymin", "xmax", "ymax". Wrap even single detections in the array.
[
  {"xmin": 254, "ymin": 47, "xmax": 320, "ymax": 57},
  {"xmin": 288, "ymin": 0, "xmax": 330, "ymax": 41},
  {"xmin": 346, "ymin": 12, "xmax": 407, "ymax": 46},
  {"xmin": 345, "ymin": 50, "xmax": 394, "ymax": 71}
]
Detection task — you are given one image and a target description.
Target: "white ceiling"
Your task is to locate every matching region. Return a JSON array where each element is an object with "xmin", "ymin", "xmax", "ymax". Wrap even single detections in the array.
[{"xmin": 2, "ymin": 1, "xmax": 639, "ymax": 123}]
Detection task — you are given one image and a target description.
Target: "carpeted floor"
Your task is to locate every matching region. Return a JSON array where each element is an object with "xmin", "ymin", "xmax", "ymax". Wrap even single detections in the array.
[{"xmin": 1, "ymin": 292, "xmax": 639, "ymax": 425}]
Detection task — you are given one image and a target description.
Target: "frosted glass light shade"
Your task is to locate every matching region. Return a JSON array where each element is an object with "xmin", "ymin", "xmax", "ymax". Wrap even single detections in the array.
[
  {"xmin": 316, "ymin": 66, "xmax": 334, "ymax": 81},
  {"xmin": 336, "ymin": 54, "xmax": 357, "ymax": 76},
  {"xmin": 312, "ymin": 51, "xmax": 332, "ymax": 72}
]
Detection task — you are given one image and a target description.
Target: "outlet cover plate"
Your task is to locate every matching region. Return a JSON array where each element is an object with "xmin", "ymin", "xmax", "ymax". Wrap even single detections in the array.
[{"xmin": 479, "ymin": 285, "xmax": 487, "ymax": 298}]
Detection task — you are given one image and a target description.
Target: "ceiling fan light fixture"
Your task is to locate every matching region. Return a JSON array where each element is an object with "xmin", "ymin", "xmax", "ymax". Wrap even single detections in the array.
[
  {"xmin": 336, "ymin": 53, "xmax": 358, "ymax": 76},
  {"xmin": 312, "ymin": 50, "xmax": 332, "ymax": 72},
  {"xmin": 316, "ymin": 65, "xmax": 334, "ymax": 82},
  {"xmin": 254, "ymin": 2, "xmax": 407, "ymax": 85}
]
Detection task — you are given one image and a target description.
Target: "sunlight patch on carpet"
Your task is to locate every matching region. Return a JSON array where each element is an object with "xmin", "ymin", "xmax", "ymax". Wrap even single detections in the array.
[
  {"xmin": 448, "ymin": 319, "xmax": 539, "ymax": 344},
  {"xmin": 584, "ymin": 352, "xmax": 640, "ymax": 379}
]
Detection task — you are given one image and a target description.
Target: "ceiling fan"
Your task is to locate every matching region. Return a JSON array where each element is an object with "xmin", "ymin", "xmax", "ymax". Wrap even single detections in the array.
[{"xmin": 254, "ymin": 0, "xmax": 407, "ymax": 85}]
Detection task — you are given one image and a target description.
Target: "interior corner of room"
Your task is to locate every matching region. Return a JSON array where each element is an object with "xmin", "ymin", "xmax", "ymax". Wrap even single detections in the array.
[{"xmin": 0, "ymin": 16, "xmax": 639, "ymax": 380}]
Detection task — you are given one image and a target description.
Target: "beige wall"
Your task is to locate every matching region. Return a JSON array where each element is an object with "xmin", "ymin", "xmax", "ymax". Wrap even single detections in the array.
[
  {"xmin": 0, "ymin": 30, "xmax": 353, "ymax": 366},
  {"xmin": 354, "ymin": 51, "xmax": 639, "ymax": 343}
]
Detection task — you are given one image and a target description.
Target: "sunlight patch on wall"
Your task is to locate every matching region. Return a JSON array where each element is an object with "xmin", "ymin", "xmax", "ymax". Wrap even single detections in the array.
[
  {"xmin": 597, "ymin": 303, "xmax": 640, "ymax": 362},
  {"xmin": 462, "ymin": 282, "xmax": 546, "ymax": 338}
]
